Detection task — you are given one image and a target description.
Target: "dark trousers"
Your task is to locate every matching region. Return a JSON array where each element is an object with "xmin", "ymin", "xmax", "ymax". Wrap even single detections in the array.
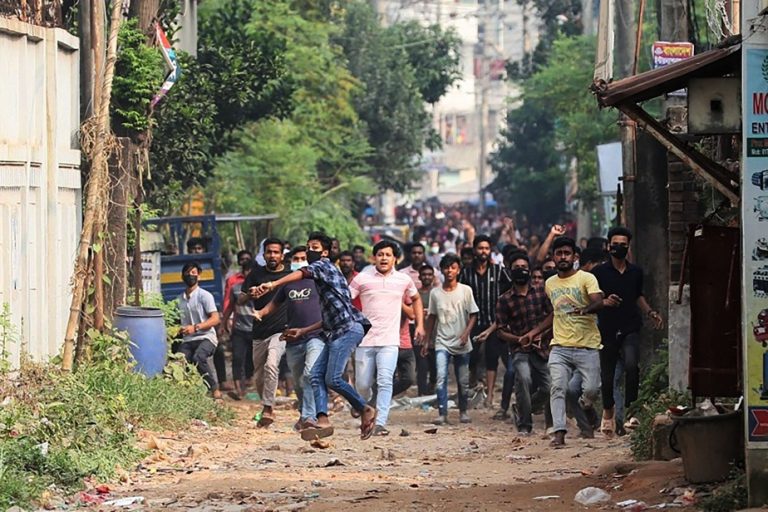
[
  {"xmin": 414, "ymin": 345, "xmax": 436, "ymax": 395},
  {"xmin": 392, "ymin": 348, "xmax": 416, "ymax": 396},
  {"xmin": 512, "ymin": 351, "xmax": 551, "ymax": 432},
  {"xmin": 179, "ymin": 339, "xmax": 218, "ymax": 391},
  {"xmin": 600, "ymin": 329, "xmax": 640, "ymax": 410},
  {"xmin": 213, "ymin": 343, "xmax": 227, "ymax": 385},
  {"xmin": 231, "ymin": 329, "xmax": 253, "ymax": 383},
  {"xmin": 469, "ymin": 324, "xmax": 488, "ymax": 386}
]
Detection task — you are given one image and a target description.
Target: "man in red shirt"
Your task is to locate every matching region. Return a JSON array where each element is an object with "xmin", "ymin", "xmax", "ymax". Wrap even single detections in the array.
[
  {"xmin": 223, "ymin": 250, "xmax": 253, "ymax": 321},
  {"xmin": 339, "ymin": 250, "xmax": 362, "ymax": 310}
]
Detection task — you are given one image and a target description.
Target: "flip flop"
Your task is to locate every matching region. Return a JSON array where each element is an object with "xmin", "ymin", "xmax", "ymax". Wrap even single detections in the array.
[
  {"xmin": 257, "ymin": 413, "xmax": 274, "ymax": 428},
  {"xmin": 300, "ymin": 425, "xmax": 335, "ymax": 441},
  {"xmin": 360, "ymin": 407, "xmax": 377, "ymax": 440}
]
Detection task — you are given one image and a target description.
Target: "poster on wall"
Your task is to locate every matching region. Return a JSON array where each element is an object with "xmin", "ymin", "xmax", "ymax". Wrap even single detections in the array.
[
  {"xmin": 652, "ymin": 42, "xmax": 694, "ymax": 96},
  {"xmin": 743, "ymin": 48, "xmax": 768, "ymax": 446}
]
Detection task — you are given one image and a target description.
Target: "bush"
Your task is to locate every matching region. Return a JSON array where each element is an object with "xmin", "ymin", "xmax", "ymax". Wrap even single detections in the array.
[
  {"xmin": 628, "ymin": 342, "xmax": 690, "ymax": 460},
  {"xmin": 0, "ymin": 306, "xmax": 232, "ymax": 509}
]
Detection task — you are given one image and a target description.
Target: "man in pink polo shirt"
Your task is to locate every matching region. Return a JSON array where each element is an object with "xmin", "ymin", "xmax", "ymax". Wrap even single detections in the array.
[{"xmin": 349, "ymin": 240, "xmax": 425, "ymax": 436}]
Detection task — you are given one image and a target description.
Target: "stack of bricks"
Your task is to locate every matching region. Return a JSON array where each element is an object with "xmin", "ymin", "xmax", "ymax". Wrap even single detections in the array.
[{"xmin": 668, "ymin": 155, "xmax": 701, "ymax": 281}]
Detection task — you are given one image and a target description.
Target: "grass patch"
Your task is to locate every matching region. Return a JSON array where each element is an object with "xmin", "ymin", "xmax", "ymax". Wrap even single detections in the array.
[
  {"xmin": 0, "ymin": 310, "xmax": 232, "ymax": 509},
  {"xmin": 628, "ymin": 342, "xmax": 690, "ymax": 460},
  {"xmin": 699, "ymin": 469, "xmax": 747, "ymax": 512}
]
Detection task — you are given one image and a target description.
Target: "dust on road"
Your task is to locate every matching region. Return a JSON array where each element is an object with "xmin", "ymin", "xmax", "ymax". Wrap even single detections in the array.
[{"xmin": 93, "ymin": 399, "xmax": 693, "ymax": 511}]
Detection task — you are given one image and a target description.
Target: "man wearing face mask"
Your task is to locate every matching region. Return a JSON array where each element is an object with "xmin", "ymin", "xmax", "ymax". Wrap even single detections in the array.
[
  {"xmin": 239, "ymin": 238, "xmax": 292, "ymax": 427},
  {"xmin": 254, "ymin": 246, "xmax": 328, "ymax": 438},
  {"xmin": 592, "ymin": 227, "xmax": 663, "ymax": 436},
  {"xmin": 178, "ymin": 262, "xmax": 222, "ymax": 399},
  {"xmin": 495, "ymin": 252, "xmax": 554, "ymax": 433}
]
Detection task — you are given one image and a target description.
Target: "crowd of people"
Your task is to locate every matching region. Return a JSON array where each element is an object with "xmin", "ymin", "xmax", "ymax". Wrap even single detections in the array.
[{"xmin": 174, "ymin": 205, "xmax": 664, "ymax": 447}]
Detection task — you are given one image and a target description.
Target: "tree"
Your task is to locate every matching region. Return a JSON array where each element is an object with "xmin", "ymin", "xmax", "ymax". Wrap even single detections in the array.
[
  {"xmin": 491, "ymin": 35, "xmax": 618, "ymax": 224},
  {"xmin": 340, "ymin": 2, "xmax": 461, "ymax": 192}
]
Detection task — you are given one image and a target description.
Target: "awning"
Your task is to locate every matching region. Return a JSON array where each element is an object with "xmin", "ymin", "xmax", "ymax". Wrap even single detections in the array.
[
  {"xmin": 591, "ymin": 37, "xmax": 741, "ymax": 204},
  {"xmin": 593, "ymin": 38, "xmax": 741, "ymax": 108}
]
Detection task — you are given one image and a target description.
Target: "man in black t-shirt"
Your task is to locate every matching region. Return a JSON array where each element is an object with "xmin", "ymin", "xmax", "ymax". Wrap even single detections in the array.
[
  {"xmin": 255, "ymin": 246, "xmax": 327, "ymax": 438},
  {"xmin": 239, "ymin": 237, "xmax": 292, "ymax": 427},
  {"xmin": 592, "ymin": 227, "xmax": 663, "ymax": 436}
]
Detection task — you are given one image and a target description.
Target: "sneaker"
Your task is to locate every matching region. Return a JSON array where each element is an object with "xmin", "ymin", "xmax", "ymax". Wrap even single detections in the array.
[
  {"xmin": 578, "ymin": 428, "xmax": 595, "ymax": 439},
  {"xmin": 550, "ymin": 430, "xmax": 566, "ymax": 447},
  {"xmin": 459, "ymin": 412, "xmax": 472, "ymax": 424},
  {"xmin": 433, "ymin": 415, "xmax": 448, "ymax": 425},
  {"xmin": 492, "ymin": 409, "xmax": 509, "ymax": 420},
  {"xmin": 517, "ymin": 429, "xmax": 532, "ymax": 437}
]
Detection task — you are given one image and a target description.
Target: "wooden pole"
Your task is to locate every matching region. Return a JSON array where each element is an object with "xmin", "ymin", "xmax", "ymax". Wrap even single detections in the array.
[{"xmin": 62, "ymin": 0, "xmax": 125, "ymax": 371}]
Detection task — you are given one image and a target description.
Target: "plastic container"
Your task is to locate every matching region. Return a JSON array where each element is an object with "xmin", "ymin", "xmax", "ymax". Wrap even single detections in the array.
[
  {"xmin": 114, "ymin": 306, "xmax": 167, "ymax": 377},
  {"xmin": 670, "ymin": 409, "xmax": 743, "ymax": 483}
]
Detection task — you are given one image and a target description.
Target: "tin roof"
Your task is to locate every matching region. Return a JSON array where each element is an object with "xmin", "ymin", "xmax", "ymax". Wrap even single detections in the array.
[{"xmin": 593, "ymin": 38, "xmax": 741, "ymax": 107}]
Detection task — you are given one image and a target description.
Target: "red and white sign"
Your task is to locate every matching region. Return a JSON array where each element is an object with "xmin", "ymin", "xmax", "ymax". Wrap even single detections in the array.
[{"xmin": 652, "ymin": 41, "xmax": 695, "ymax": 68}]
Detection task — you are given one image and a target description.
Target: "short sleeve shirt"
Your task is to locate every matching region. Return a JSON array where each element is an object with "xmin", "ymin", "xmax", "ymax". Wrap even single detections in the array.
[
  {"xmin": 242, "ymin": 265, "xmax": 292, "ymax": 339},
  {"xmin": 459, "ymin": 263, "xmax": 513, "ymax": 329},
  {"xmin": 592, "ymin": 261, "xmax": 644, "ymax": 334},
  {"xmin": 428, "ymin": 284, "xmax": 479, "ymax": 355},
  {"xmin": 350, "ymin": 266, "xmax": 418, "ymax": 347},
  {"xmin": 231, "ymin": 282, "xmax": 254, "ymax": 333},
  {"xmin": 545, "ymin": 271, "xmax": 603, "ymax": 349},
  {"xmin": 274, "ymin": 279, "xmax": 323, "ymax": 341},
  {"xmin": 179, "ymin": 287, "xmax": 219, "ymax": 347}
]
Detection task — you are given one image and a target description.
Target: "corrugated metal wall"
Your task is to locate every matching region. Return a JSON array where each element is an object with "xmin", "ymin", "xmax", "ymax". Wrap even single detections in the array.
[{"xmin": 0, "ymin": 18, "xmax": 81, "ymax": 367}]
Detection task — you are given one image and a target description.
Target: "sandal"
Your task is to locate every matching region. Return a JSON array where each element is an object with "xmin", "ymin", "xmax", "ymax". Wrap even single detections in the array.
[
  {"xmin": 360, "ymin": 406, "xmax": 377, "ymax": 440},
  {"xmin": 257, "ymin": 411, "xmax": 275, "ymax": 428},
  {"xmin": 300, "ymin": 425, "xmax": 335, "ymax": 441}
]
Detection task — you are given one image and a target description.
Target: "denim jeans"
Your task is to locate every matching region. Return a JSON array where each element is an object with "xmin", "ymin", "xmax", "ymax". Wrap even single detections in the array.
[
  {"xmin": 548, "ymin": 346, "xmax": 600, "ymax": 433},
  {"xmin": 435, "ymin": 350, "xmax": 471, "ymax": 416},
  {"xmin": 355, "ymin": 345, "xmax": 399, "ymax": 427},
  {"xmin": 568, "ymin": 357, "xmax": 625, "ymax": 430},
  {"xmin": 512, "ymin": 351, "xmax": 550, "ymax": 432},
  {"xmin": 500, "ymin": 355, "xmax": 517, "ymax": 412},
  {"xmin": 414, "ymin": 345, "xmax": 437, "ymax": 395},
  {"xmin": 285, "ymin": 337, "xmax": 325, "ymax": 422},
  {"xmin": 310, "ymin": 323, "xmax": 367, "ymax": 416}
]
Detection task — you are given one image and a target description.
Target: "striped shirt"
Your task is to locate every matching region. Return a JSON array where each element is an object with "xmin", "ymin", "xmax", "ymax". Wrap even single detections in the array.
[{"xmin": 459, "ymin": 262, "xmax": 512, "ymax": 329}]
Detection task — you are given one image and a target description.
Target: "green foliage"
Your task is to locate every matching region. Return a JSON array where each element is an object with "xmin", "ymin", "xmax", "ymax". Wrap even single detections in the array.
[
  {"xmin": 0, "ymin": 303, "xmax": 16, "ymax": 375},
  {"xmin": 139, "ymin": 292, "xmax": 181, "ymax": 340},
  {"xmin": 340, "ymin": 2, "xmax": 444, "ymax": 192},
  {"xmin": 388, "ymin": 22, "xmax": 462, "ymax": 105},
  {"xmin": 491, "ymin": 35, "xmax": 618, "ymax": 225},
  {"xmin": 0, "ymin": 326, "xmax": 231, "ymax": 509},
  {"xmin": 147, "ymin": 0, "xmax": 294, "ymax": 211},
  {"xmin": 628, "ymin": 342, "xmax": 690, "ymax": 460},
  {"xmin": 699, "ymin": 469, "xmax": 748, "ymax": 512},
  {"xmin": 112, "ymin": 19, "xmax": 164, "ymax": 135}
]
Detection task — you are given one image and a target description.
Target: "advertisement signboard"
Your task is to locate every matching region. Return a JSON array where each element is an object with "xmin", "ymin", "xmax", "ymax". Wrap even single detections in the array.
[
  {"xmin": 743, "ymin": 48, "xmax": 768, "ymax": 447},
  {"xmin": 652, "ymin": 42, "xmax": 695, "ymax": 96}
]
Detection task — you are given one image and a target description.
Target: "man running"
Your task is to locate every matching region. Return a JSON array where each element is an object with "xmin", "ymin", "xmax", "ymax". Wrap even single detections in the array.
[
  {"xmin": 250, "ymin": 233, "xmax": 377, "ymax": 439},
  {"xmin": 545, "ymin": 237, "xmax": 619, "ymax": 447},
  {"xmin": 349, "ymin": 241, "xmax": 425, "ymax": 436},
  {"xmin": 592, "ymin": 227, "xmax": 663, "ymax": 435}
]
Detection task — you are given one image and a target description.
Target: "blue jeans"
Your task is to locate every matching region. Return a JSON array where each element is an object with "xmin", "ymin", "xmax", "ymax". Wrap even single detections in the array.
[
  {"xmin": 310, "ymin": 323, "xmax": 367, "ymax": 416},
  {"xmin": 285, "ymin": 337, "xmax": 325, "ymax": 422},
  {"xmin": 435, "ymin": 350, "xmax": 471, "ymax": 416},
  {"xmin": 355, "ymin": 345, "xmax": 399, "ymax": 427},
  {"xmin": 568, "ymin": 359, "xmax": 624, "ymax": 431},
  {"xmin": 548, "ymin": 346, "xmax": 601, "ymax": 433}
]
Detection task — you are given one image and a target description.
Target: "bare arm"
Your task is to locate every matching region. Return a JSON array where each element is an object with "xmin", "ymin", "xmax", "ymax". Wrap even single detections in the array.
[
  {"xmin": 536, "ymin": 225, "xmax": 566, "ymax": 264},
  {"xmin": 402, "ymin": 301, "xmax": 416, "ymax": 321},
  {"xmin": 410, "ymin": 292, "xmax": 425, "ymax": 342},
  {"xmin": 637, "ymin": 295, "xmax": 663, "ymax": 329},
  {"xmin": 254, "ymin": 299, "xmax": 278, "ymax": 321},
  {"xmin": 460, "ymin": 313, "xmax": 478, "ymax": 346}
]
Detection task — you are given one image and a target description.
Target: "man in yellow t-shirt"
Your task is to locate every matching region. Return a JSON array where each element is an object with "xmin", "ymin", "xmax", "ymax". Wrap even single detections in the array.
[{"xmin": 544, "ymin": 237, "xmax": 620, "ymax": 447}]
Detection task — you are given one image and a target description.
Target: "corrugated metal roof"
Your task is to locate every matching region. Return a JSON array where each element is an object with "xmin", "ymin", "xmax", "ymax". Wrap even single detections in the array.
[{"xmin": 593, "ymin": 39, "xmax": 741, "ymax": 107}]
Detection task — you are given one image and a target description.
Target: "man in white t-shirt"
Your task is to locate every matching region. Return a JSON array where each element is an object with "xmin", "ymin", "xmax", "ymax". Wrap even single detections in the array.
[
  {"xmin": 423, "ymin": 253, "xmax": 479, "ymax": 425},
  {"xmin": 349, "ymin": 241, "xmax": 425, "ymax": 436}
]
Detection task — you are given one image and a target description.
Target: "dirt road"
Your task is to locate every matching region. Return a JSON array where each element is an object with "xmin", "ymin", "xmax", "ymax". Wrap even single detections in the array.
[{"xmin": 91, "ymin": 399, "xmax": 695, "ymax": 511}]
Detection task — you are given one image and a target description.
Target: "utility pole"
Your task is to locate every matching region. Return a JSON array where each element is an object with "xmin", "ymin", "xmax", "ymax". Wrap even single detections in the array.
[
  {"xmin": 476, "ymin": 1, "xmax": 490, "ymax": 213},
  {"xmin": 616, "ymin": 0, "xmax": 636, "ymax": 237}
]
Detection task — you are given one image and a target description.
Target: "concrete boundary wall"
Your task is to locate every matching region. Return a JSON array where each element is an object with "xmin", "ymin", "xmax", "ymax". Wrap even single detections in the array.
[{"xmin": 0, "ymin": 17, "xmax": 81, "ymax": 367}]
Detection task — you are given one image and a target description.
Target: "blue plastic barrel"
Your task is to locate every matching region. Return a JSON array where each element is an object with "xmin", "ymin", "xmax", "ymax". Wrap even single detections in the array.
[{"xmin": 114, "ymin": 306, "xmax": 167, "ymax": 377}]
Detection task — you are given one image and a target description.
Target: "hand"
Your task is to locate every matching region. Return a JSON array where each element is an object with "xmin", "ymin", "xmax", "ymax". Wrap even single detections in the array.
[
  {"xmin": 474, "ymin": 330, "xmax": 489, "ymax": 343},
  {"xmin": 550, "ymin": 224, "xmax": 566, "ymax": 237},
  {"xmin": 518, "ymin": 333, "xmax": 531, "ymax": 347},
  {"xmin": 604, "ymin": 294, "xmax": 622, "ymax": 307},
  {"xmin": 281, "ymin": 328, "xmax": 303, "ymax": 342},
  {"xmin": 413, "ymin": 326, "xmax": 426, "ymax": 345},
  {"xmin": 250, "ymin": 283, "xmax": 272, "ymax": 299},
  {"xmin": 648, "ymin": 311, "xmax": 664, "ymax": 330},
  {"xmin": 181, "ymin": 325, "xmax": 196, "ymax": 336},
  {"xmin": 252, "ymin": 310, "xmax": 264, "ymax": 322},
  {"xmin": 420, "ymin": 343, "xmax": 429, "ymax": 358},
  {"xmin": 459, "ymin": 332, "xmax": 470, "ymax": 346}
]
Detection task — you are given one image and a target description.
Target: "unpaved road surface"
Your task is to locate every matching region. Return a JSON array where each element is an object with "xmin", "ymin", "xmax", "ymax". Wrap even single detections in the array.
[{"xmin": 88, "ymin": 399, "xmax": 695, "ymax": 511}]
